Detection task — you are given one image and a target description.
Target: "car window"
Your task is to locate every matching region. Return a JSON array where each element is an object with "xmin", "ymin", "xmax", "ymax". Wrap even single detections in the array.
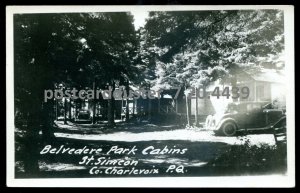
[
  {"xmin": 252, "ymin": 103, "xmax": 261, "ymax": 111},
  {"xmin": 262, "ymin": 103, "xmax": 272, "ymax": 109},
  {"xmin": 225, "ymin": 104, "xmax": 238, "ymax": 113},
  {"xmin": 237, "ymin": 104, "xmax": 247, "ymax": 112}
]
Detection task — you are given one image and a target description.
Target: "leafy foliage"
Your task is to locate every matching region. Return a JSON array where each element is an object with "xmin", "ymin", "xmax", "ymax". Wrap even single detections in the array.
[{"xmin": 142, "ymin": 10, "xmax": 284, "ymax": 88}]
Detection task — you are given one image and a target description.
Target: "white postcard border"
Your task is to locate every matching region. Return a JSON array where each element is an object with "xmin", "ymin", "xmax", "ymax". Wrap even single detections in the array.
[{"xmin": 6, "ymin": 5, "xmax": 295, "ymax": 187}]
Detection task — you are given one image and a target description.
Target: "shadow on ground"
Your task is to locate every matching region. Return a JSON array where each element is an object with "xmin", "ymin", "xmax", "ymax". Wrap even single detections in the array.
[{"xmin": 15, "ymin": 134, "xmax": 287, "ymax": 178}]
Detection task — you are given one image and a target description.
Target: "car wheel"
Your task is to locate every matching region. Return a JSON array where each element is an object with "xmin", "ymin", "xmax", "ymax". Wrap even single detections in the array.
[{"xmin": 221, "ymin": 121, "xmax": 237, "ymax": 136}]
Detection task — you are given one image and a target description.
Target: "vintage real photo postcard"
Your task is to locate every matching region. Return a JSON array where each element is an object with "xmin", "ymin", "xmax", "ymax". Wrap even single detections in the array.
[{"xmin": 6, "ymin": 5, "xmax": 295, "ymax": 187}]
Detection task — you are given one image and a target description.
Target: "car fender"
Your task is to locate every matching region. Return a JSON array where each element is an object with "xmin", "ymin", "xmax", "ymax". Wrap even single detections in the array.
[{"xmin": 215, "ymin": 117, "xmax": 238, "ymax": 131}]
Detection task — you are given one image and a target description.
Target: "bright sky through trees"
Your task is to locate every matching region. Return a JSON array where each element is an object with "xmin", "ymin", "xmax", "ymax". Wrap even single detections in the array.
[{"xmin": 131, "ymin": 11, "xmax": 149, "ymax": 30}]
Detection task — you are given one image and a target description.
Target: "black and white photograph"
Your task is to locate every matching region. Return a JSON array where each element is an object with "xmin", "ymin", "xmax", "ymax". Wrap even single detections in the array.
[{"xmin": 6, "ymin": 5, "xmax": 295, "ymax": 187}]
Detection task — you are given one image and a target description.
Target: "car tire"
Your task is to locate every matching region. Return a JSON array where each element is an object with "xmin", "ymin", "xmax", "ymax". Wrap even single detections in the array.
[{"xmin": 221, "ymin": 121, "xmax": 237, "ymax": 136}]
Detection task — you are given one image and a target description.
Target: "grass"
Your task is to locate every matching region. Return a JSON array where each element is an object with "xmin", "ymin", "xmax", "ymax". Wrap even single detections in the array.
[{"xmin": 207, "ymin": 136, "xmax": 287, "ymax": 175}]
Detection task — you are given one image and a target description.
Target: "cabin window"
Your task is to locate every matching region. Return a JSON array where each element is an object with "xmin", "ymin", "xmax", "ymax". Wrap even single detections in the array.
[{"xmin": 257, "ymin": 85, "xmax": 265, "ymax": 100}]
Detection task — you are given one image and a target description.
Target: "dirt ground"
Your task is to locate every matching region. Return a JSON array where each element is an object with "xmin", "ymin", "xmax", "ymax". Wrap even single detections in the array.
[{"xmin": 15, "ymin": 121, "xmax": 287, "ymax": 178}]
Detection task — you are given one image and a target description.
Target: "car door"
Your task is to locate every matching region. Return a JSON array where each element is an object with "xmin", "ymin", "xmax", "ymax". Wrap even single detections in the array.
[
  {"xmin": 234, "ymin": 103, "xmax": 249, "ymax": 129},
  {"xmin": 244, "ymin": 103, "xmax": 266, "ymax": 128}
]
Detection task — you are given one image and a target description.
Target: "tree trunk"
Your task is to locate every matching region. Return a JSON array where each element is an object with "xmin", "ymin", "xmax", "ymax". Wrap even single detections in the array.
[
  {"xmin": 64, "ymin": 97, "xmax": 67, "ymax": 125},
  {"xmin": 107, "ymin": 80, "xmax": 115, "ymax": 126},
  {"xmin": 92, "ymin": 80, "xmax": 97, "ymax": 124},
  {"xmin": 132, "ymin": 99, "xmax": 136, "ymax": 118},
  {"xmin": 185, "ymin": 86, "xmax": 190, "ymax": 126},
  {"xmin": 158, "ymin": 97, "xmax": 161, "ymax": 113},
  {"xmin": 136, "ymin": 98, "xmax": 141, "ymax": 123},
  {"xmin": 55, "ymin": 99, "xmax": 58, "ymax": 121},
  {"xmin": 175, "ymin": 99, "xmax": 178, "ymax": 113},
  {"xmin": 69, "ymin": 99, "xmax": 72, "ymax": 121},
  {"xmin": 125, "ymin": 81, "xmax": 130, "ymax": 122},
  {"xmin": 148, "ymin": 96, "xmax": 151, "ymax": 121},
  {"xmin": 41, "ymin": 99, "xmax": 55, "ymax": 141},
  {"xmin": 231, "ymin": 76, "xmax": 238, "ymax": 102},
  {"xmin": 23, "ymin": 100, "xmax": 40, "ymax": 176},
  {"xmin": 194, "ymin": 87, "xmax": 199, "ymax": 126},
  {"xmin": 75, "ymin": 100, "xmax": 78, "ymax": 119}
]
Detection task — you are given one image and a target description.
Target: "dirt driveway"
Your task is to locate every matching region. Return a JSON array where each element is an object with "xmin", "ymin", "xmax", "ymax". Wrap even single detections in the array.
[{"xmin": 16, "ymin": 122, "xmax": 284, "ymax": 178}]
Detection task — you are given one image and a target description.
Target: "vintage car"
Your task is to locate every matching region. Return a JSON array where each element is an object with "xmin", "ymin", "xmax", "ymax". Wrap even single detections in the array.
[
  {"xmin": 75, "ymin": 110, "xmax": 92, "ymax": 123},
  {"xmin": 206, "ymin": 101, "xmax": 285, "ymax": 136}
]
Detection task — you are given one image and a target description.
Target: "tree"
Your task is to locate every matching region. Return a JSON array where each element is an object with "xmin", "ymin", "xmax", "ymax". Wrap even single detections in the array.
[
  {"xmin": 14, "ymin": 13, "xmax": 89, "ymax": 174},
  {"xmin": 143, "ymin": 9, "xmax": 284, "ymax": 126},
  {"xmin": 14, "ymin": 12, "xmax": 139, "ymax": 174},
  {"xmin": 78, "ymin": 12, "xmax": 138, "ymax": 126}
]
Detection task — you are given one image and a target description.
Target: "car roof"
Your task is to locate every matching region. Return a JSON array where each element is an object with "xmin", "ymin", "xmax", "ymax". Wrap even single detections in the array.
[{"xmin": 230, "ymin": 101, "xmax": 270, "ymax": 105}]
